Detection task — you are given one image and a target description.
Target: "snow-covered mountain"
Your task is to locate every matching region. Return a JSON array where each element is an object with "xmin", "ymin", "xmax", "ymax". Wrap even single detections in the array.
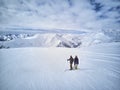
[
  {"xmin": 0, "ymin": 33, "xmax": 82, "ymax": 48},
  {"xmin": 1, "ymin": 30, "xmax": 119, "ymax": 49},
  {"xmin": 102, "ymin": 29, "xmax": 120, "ymax": 42}
]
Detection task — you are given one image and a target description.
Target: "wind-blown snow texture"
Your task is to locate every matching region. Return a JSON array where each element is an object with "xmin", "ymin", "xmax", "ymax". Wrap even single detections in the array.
[{"xmin": 0, "ymin": 42, "xmax": 120, "ymax": 90}]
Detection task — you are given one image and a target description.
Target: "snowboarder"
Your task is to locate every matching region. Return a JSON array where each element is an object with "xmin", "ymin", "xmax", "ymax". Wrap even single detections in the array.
[
  {"xmin": 74, "ymin": 56, "xmax": 79, "ymax": 69},
  {"xmin": 67, "ymin": 55, "xmax": 74, "ymax": 70}
]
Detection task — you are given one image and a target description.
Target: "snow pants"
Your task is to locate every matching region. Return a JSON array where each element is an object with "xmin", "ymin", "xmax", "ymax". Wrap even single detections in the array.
[
  {"xmin": 74, "ymin": 64, "xmax": 78, "ymax": 69},
  {"xmin": 70, "ymin": 64, "xmax": 73, "ymax": 70}
]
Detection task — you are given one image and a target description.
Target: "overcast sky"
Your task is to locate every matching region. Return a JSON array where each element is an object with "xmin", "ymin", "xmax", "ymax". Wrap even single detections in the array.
[{"xmin": 0, "ymin": 0, "xmax": 120, "ymax": 31}]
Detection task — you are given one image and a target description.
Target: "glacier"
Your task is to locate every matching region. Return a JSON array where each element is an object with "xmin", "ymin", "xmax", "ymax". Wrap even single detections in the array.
[{"xmin": 0, "ymin": 42, "xmax": 120, "ymax": 90}]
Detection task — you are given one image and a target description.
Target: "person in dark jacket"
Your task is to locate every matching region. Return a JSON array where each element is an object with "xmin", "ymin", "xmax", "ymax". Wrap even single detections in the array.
[
  {"xmin": 67, "ymin": 55, "xmax": 74, "ymax": 70},
  {"xmin": 74, "ymin": 56, "xmax": 79, "ymax": 69}
]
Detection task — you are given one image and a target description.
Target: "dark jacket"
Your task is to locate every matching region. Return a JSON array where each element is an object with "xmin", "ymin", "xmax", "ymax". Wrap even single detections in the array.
[
  {"xmin": 74, "ymin": 57, "xmax": 79, "ymax": 64},
  {"xmin": 67, "ymin": 56, "xmax": 74, "ymax": 64}
]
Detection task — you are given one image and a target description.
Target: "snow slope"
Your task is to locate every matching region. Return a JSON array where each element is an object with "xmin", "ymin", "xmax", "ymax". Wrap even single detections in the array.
[{"xmin": 0, "ymin": 42, "xmax": 120, "ymax": 90}]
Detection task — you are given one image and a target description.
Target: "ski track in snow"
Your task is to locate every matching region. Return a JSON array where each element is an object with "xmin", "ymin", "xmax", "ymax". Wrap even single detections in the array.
[{"xmin": 0, "ymin": 43, "xmax": 120, "ymax": 90}]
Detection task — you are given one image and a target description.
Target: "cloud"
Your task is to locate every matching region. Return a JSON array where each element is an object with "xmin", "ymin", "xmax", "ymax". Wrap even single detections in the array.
[{"xmin": 0, "ymin": 0, "xmax": 120, "ymax": 31}]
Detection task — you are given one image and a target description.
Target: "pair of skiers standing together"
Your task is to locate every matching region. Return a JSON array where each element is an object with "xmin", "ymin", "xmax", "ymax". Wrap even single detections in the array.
[{"xmin": 67, "ymin": 55, "xmax": 79, "ymax": 70}]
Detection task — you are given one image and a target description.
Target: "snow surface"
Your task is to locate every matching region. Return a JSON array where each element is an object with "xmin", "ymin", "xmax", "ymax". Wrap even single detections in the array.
[{"xmin": 0, "ymin": 42, "xmax": 120, "ymax": 90}]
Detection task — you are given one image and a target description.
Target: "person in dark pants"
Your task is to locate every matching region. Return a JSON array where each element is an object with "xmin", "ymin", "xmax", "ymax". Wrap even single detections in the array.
[
  {"xmin": 67, "ymin": 55, "xmax": 74, "ymax": 70},
  {"xmin": 74, "ymin": 56, "xmax": 79, "ymax": 69}
]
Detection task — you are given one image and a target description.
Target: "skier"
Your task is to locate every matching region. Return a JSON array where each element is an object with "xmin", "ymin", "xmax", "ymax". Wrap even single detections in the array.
[
  {"xmin": 74, "ymin": 56, "xmax": 79, "ymax": 69},
  {"xmin": 67, "ymin": 55, "xmax": 74, "ymax": 70}
]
